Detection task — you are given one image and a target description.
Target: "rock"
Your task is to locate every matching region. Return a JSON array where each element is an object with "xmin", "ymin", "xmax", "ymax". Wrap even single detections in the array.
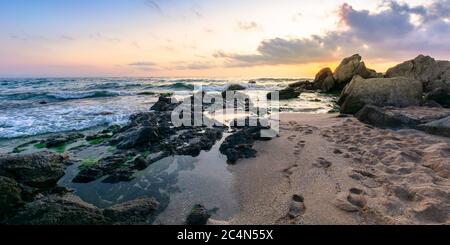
[
  {"xmin": 5, "ymin": 195, "xmax": 110, "ymax": 225},
  {"xmin": 220, "ymin": 124, "xmax": 270, "ymax": 164},
  {"xmin": 73, "ymin": 154, "xmax": 128, "ymax": 183},
  {"xmin": 0, "ymin": 152, "xmax": 67, "ymax": 189},
  {"xmin": 355, "ymin": 105, "xmax": 450, "ymax": 128},
  {"xmin": 226, "ymin": 84, "xmax": 246, "ymax": 91},
  {"xmin": 116, "ymin": 126, "xmax": 160, "ymax": 149},
  {"xmin": 288, "ymin": 80, "xmax": 314, "ymax": 90},
  {"xmin": 103, "ymin": 198, "xmax": 159, "ymax": 224},
  {"xmin": 0, "ymin": 176, "xmax": 24, "ymax": 214},
  {"xmin": 333, "ymin": 54, "xmax": 380, "ymax": 87},
  {"xmin": 313, "ymin": 67, "xmax": 336, "ymax": 92},
  {"xmin": 267, "ymin": 87, "xmax": 301, "ymax": 100},
  {"xmin": 386, "ymin": 55, "xmax": 450, "ymax": 92},
  {"xmin": 417, "ymin": 116, "xmax": 450, "ymax": 137},
  {"xmin": 151, "ymin": 96, "xmax": 180, "ymax": 112},
  {"xmin": 45, "ymin": 133, "xmax": 84, "ymax": 148},
  {"xmin": 338, "ymin": 76, "xmax": 423, "ymax": 114},
  {"xmin": 425, "ymin": 88, "xmax": 450, "ymax": 108},
  {"xmin": 186, "ymin": 204, "xmax": 211, "ymax": 225}
]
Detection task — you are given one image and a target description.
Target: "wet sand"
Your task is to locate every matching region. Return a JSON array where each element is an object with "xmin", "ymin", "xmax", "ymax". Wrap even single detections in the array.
[{"xmin": 228, "ymin": 113, "xmax": 450, "ymax": 225}]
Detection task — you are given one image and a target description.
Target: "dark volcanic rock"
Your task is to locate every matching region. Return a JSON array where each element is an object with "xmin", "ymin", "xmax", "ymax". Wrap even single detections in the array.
[
  {"xmin": 151, "ymin": 96, "xmax": 180, "ymax": 112},
  {"xmin": 0, "ymin": 176, "xmax": 24, "ymax": 214},
  {"xmin": 116, "ymin": 126, "xmax": 160, "ymax": 149},
  {"xmin": 3, "ymin": 194, "xmax": 159, "ymax": 225},
  {"xmin": 267, "ymin": 87, "xmax": 301, "ymax": 100},
  {"xmin": 186, "ymin": 204, "xmax": 211, "ymax": 225},
  {"xmin": 45, "ymin": 133, "xmax": 84, "ymax": 148},
  {"xmin": 73, "ymin": 154, "xmax": 128, "ymax": 183},
  {"xmin": 77, "ymin": 97, "xmax": 226, "ymax": 183},
  {"xmin": 103, "ymin": 197, "xmax": 159, "ymax": 224},
  {"xmin": 4, "ymin": 195, "xmax": 109, "ymax": 225},
  {"xmin": 288, "ymin": 80, "xmax": 314, "ymax": 90},
  {"xmin": 0, "ymin": 152, "xmax": 67, "ymax": 189},
  {"xmin": 220, "ymin": 120, "xmax": 273, "ymax": 164},
  {"xmin": 226, "ymin": 84, "xmax": 246, "ymax": 91}
]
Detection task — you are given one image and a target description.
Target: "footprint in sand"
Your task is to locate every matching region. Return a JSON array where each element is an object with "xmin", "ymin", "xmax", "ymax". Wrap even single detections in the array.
[
  {"xmin": 288, "ymin": 194, "xmax": 306, "ymax": 219},
  {"xmin": 335, "ymin": 188, "xmax": 367, "ymax": 212},
  {"xmin": 294, "ymin": 140, "xmax": 306, "ymax": 156},
  {"xmin": 287, "ymin": 135, "xmax": 297, "ymax": 142},
  {"xmin": 313, "ymin": 157, "xmax": 332, "ymax": 169}
]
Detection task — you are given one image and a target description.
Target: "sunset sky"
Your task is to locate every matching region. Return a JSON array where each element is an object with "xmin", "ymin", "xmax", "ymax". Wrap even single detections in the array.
[{"xmin": 0, "ymin": 0, "xmax": 449, "ymax": 77}]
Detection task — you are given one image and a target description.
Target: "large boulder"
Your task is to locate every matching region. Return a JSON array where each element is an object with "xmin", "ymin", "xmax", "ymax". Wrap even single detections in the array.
[
  {"xmin": 0, "ymin": 176, "xmax": 24, "ymax": 214},
  {"xmin": 333, "ymin": 54, "xmax": 381, "ymax": 87},
  {"xmin": 386, "ymin": 55, "xmax": 450, "ymax": 92},
  {"xmin": 0, "ymin": 152, "xmax": 67, "ymax": 189},
  {"xmin": 355, "ymin": 105, "xmax": 450, "ymax": 128},
  {"xmin": 313, "ymin": 67, "xmax": 336, "ymax": 92},
  {"xmin": 417, "ymin": 116, "xmax": 450, "ymax": 137},
  {"xmin": 338, "ymin": 76, "xmax": 423, "ymax": 114}
]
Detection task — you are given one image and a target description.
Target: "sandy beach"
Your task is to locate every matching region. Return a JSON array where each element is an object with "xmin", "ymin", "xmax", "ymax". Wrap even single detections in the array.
[{"xmin": 229, "ymin": 112, "xmax": 450, "ymax": 225}]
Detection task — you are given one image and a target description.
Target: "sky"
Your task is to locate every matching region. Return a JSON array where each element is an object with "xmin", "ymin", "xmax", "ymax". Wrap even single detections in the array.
[{"xmin": 0, "ymin": 0, "xmax": 449, "ymax": 77}]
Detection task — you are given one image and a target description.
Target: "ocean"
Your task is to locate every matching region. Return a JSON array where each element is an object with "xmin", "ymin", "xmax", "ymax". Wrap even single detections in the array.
[{"xmin": 0, "ymin": 77, "xmax": 337, "ymax": 139}]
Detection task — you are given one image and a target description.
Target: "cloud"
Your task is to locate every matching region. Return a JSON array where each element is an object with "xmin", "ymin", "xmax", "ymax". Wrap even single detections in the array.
[
  {"xmin": 216, "ymin": 0, "xmax": 450, "ymax": 67},
  {"xmin": 144, "ymin": 0, "xmax": 162, "ymax": 13},
  {"xmin": 171, "ymin": 61, "xmax": 215, "ymax": 70},
  {"xmin": 128, "ymin": 61, "xmax": 159, "ymax": 71},
  {"xmin": 60, "ymin": 35, "xmax": 76, "ymax": 41},
  {"xmin": 129, "ymin": 61, "xmax": 157, "ymax": 66},
  {"xmin": 237, "ymin": 21, "xmax": 261, "ymax": 31},
  {"xmin": 215, "ymin": 37, "xmax": 338, "ymax": 67}
]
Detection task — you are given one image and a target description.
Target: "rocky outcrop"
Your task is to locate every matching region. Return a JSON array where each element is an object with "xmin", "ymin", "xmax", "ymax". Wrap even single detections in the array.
[
  {"xmin": 3, "ymin": 194, "xmax": 159, "ymax": 225},
  {"xmin": 338, "ymin": 76, "xmax": 423, "ymax": 114},
  {"xmin": 313, "ymin": 67, "xmax": 335, "ymax": 92},
  {"xmin": 333, "ymin": 54, "xmax": 381, "ymax": 87},
  {"xmin": 0, "ymin": 152, "xmax": 67, "ymax": 189},
  {"xmin": 75, "ymin": 96, "xmax": 225, "ymax": 184},
  {"xmin": 417, "ymin": 117, "xmax": 450, "ymax": 137},
  {"xmin": 385, "ymin": 55, "xmax": 450, "ymax": 108},
  {"xmin": 386, "ymin": 55, "xmax": 450, "ymax": 92},
  {"xmin": 355, "ymin": 105, "xmax": 450, "ymax": 128}
]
